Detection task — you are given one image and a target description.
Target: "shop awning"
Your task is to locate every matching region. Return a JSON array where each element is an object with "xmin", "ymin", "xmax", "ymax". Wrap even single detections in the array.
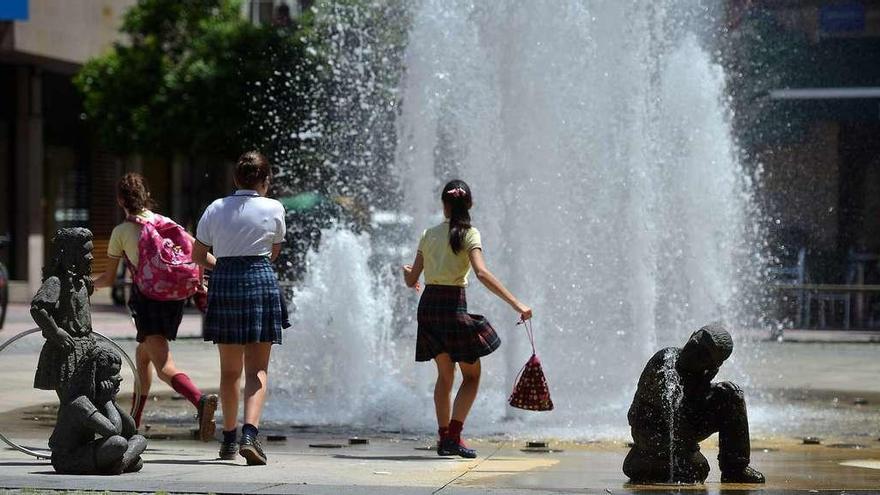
[
  {"xmin": 770, "ymin": 87, "xmax": 880, "ymax": 100},
  {"xmin": 768, "ymin": 87, "xmax": 880, "ymax": 121}
]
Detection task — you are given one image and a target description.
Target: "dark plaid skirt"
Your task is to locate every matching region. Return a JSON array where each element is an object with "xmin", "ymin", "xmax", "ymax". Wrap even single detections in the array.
[
  {"xmin": 416, "ymin": 285, "xmax": 500, "ymax": 364},
  {"xmin": 203, "ymin": 256, "xmax": 290, "ymax": 345},
  {"xmin": 128, "ymin": 285, "xmax": 185, "ymax": 343}
]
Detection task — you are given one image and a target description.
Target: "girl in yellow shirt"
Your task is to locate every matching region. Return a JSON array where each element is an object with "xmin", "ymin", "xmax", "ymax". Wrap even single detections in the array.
[{"xmin": 403, "ymin": 179, "xmax": 532, "ymax": 458}]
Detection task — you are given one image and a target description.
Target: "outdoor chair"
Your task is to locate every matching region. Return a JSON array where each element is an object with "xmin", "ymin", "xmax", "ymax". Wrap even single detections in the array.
[
  {"xmin": 803, "ymin": 249, "xmax": 862, "ymax": 330},
  {"xmin": 769, "ymin": 247, "xmax": 807, "ymax": 327},
  {"xmin": 806, "ymin": 292, "xmax": 850, "ymax": 329}
]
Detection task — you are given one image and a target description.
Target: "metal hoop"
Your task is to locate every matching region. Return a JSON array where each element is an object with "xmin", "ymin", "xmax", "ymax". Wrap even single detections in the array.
[{"xmin": 0, "ymin": 328, "xmax": 141, "ymax": 459}]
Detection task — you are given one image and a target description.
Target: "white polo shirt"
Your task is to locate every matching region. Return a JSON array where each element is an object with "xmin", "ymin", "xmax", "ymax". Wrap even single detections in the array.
[{"xmin": 196, "ymin": 190, "xmax": 287, "ymax": 257}]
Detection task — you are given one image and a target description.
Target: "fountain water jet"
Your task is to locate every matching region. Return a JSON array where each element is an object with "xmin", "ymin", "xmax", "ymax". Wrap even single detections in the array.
[{"xmin": 267, "ymin": 0, "xmax": 761, "ymax": 439}]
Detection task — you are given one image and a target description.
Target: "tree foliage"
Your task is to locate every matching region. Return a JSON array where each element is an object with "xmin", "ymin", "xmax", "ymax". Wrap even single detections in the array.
[{"xmin": 74, "ymin": 0, "xmax": 317, "ymax": 158}]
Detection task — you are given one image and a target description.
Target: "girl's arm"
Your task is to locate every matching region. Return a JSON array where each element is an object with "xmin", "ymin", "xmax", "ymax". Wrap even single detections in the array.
[
  {"xmin": 185, "ymin": 232, "xmax": 216, "ymax": 268},
  {"xmin": 92, "ymin": 257, "xmax": 122, "ymax": 289},
  {"xmin": 192, "ymin": 241, "xmax": 216, "ymax": 270},
  {"xmin": 271, "ymin": 243, "xmax": 282, "ymax": 262},
  {"xmin": 469, "ymin": 248, "xmax": 532, "ymax": 320},
  {"xmin": 402, "ymin": 252, "xmax": 424, "ymax": 289}
]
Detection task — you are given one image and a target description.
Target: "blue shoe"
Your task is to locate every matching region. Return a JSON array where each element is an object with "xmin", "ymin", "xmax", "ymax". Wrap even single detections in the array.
[
  {"xmin": 239, "ymin": 434, "xmax": 267, "ymax": 465},
  {"xmin": 218, "ymin": 441, "xmax": 238, "ymax": 461}
]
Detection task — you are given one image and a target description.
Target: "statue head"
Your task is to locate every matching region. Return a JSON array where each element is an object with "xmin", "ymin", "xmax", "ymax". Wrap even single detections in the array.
[
  {"xmin": 59, "ymin": 345, "xmax": 122, "ymax": 404},
  {"xmin": 45, "ymin": 228, "xmax": 94, "ymax": 279},
  {"xmin": 93, "ymin": 347, "xmax": 123, "ymax": 403},
  {"xmin": 677, "ymin": 323, "xmax": 733, "ymax": 373}
]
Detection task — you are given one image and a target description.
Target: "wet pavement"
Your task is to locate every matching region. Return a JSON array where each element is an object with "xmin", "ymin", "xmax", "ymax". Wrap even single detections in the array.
[
  {"xmin": 1, "ymin": 302, "xmax": 880, "ymax": 493},
  {"xmin": 0, "ymin": 432, "xmax": 879, "ymax": 493}
]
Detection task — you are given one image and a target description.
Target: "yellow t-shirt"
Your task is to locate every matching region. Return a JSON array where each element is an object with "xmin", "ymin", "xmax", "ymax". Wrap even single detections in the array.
[
  {"xmin": 107, "ymin": 210, "xmax": 155, "ymax": 267},
  {"xmin": 417, "ymin": 222, "xmax": 482, "ymax": 287}
]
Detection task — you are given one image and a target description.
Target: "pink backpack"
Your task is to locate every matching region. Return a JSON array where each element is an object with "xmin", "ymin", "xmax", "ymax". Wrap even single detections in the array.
[{"xmin": 126, "ymin": 214, "xmax": 200, "ymax": 301}]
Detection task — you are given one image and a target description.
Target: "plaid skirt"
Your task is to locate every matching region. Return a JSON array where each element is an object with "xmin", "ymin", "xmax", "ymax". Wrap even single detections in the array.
[
  {"xmin": 416, "ymin": 285, "xmax": 501, "ymax": 364},
  {"xmin": 203, "ymin": 256, "xmax": 290, "ymax": 345}
]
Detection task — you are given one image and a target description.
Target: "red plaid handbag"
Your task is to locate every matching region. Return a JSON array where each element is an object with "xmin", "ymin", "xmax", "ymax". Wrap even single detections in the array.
[{"xmin": 508, "ymin": 320, "xmax": 553, "ymax": 411}]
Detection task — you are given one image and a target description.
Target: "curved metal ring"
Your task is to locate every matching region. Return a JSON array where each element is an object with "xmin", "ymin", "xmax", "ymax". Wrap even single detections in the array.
[{"xmin": 0, "ymin": 328, "xmax": 141, "ymax": 459}]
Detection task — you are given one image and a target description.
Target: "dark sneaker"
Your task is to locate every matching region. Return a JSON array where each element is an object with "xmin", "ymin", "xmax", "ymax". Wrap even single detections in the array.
[
  {"xmin": 239, "ymin": 434, "xmax": 267, "ymax": 465},
  {"xmin": 196, "ymin": 394, "xmax": 218, "ymax": 442},
  {"xmin": 721, "ymin": 466, "xmax": 766, "ymax": 483},
  {"xmin": 438, "ymin": 438, "xmax": 477, "ymax": 459},
  {"xmin": 219, "ymin": 441, "xmax": 238, "ymax": 461}
]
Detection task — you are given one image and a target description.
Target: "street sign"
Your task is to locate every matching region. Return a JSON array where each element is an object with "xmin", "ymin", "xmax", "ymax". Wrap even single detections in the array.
[{"xmin": 0, "ymin": 0, "xmax": 27, "ymax": 21}]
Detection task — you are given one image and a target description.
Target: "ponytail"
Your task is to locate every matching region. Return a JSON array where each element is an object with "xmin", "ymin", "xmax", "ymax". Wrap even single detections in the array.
[{"xmin": 441, "ymin": 180, "xmax": 473, "ymax": 254}]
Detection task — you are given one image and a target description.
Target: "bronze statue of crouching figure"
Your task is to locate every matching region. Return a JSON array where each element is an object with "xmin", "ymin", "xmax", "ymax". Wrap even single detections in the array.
[{"xmin": 623, "ymin": 324, "xmax": 765, "ymax": 484}]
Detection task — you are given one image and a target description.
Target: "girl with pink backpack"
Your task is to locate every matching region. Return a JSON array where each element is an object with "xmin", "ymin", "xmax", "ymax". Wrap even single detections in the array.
[{"xmin": 93, "ymin": 172, "xmax": 218, "ymax": 441}]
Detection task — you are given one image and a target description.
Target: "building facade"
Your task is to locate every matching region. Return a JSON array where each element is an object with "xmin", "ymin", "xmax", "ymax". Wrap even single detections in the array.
[
  {"xmin": 1, "ymin": 0, "xmax": 305, "ymax": 302},
  {"xmin": 1, "ymin": 0, "xmax": 137, "ymax": 300}
]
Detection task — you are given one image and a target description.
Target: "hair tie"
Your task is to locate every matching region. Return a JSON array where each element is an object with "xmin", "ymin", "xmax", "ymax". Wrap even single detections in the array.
[{"xmin": 446, "ymin": 187, "xmax": 466, "ymax": 198}]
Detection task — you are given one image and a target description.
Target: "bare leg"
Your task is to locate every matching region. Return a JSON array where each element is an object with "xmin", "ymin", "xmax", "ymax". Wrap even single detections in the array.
[
  {"xmin": 131, "ymin": 344, "xmax": 154, "ymax": 424},
  {"xmin": 451, "ymin": 359, "xmax": 481, "ymax": 422},
  {"xmin": 433, "ymin": 353, "xmax": 455, "ymax": 428},
  {"xmin": 140, "ymin": 335, "xmax": 181, "ymax": 386},
  {"xmin": 218, "ymin": 344, "xmax": 244, "ymax": 432},
  {"xmin": 242, "ymin": 343, "xmax": 272, "ymax": 427},
  {"xmin": 135, "ymin": 343, "xmax": 153, "ymax": 396}
]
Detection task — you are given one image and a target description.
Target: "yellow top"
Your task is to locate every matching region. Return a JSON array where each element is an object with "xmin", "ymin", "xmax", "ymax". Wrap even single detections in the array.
[
  {"xmin": 418, "ymin": 222, "xmax": 482, "ymax": 287},
  {"xmin": 107, "ymin": 210, "xmax": 155, "ymax": 267}
]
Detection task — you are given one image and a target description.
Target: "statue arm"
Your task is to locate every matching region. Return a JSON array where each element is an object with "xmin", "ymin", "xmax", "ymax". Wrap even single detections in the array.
[
  {"xmin": 69, "ymin": 396, "xmax": 119, "ymax": 437},
  {"xmin": 629, "ymin": 351, "xmax": 674, "ymax": 431},
  {"xmin": 104, "ymin": 400, "xmax": 123, "ymax": 435},
  {"xmin": 113, "ymin": 402, "xmax": 138, "ymax": 438},
  {"xmin": 30, "ymin": 277, "xmax": 73, "ymax": 349},
  {"xmin": 31, "ymin": 308, "xmax": 74, "ymax": 351}
]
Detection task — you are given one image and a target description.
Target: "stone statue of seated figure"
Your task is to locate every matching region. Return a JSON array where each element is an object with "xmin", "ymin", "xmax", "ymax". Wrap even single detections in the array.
[
  {"xmin": 623, "ymin": 323, "xmax": 765, "ymax": 484},
  {"xmin": 31, "ymin": 228, "xmax": 147, "ymax": 474},
  {"xmin": 49, "ymin": 345, "xmax": 147, "ymax": 475}
]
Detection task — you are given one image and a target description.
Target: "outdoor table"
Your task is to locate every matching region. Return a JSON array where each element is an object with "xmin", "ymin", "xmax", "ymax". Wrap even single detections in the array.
[{"xmin": 775, "ymin": 284, "xmax": 880, "ymax": 329}]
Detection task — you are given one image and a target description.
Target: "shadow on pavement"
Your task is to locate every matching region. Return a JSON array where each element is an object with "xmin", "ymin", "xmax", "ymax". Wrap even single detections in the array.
[
  {"xmin": 145, "ymin": 458, "xmax": 239, "ymax": 466},
  {"xmin": 333, "ymin": 454, "xmax": 461, "ymax": 462}
]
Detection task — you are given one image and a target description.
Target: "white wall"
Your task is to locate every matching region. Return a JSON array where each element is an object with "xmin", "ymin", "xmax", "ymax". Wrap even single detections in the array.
[{"xmin": 13, "ymin": 0, "xmax": 136, "ymax": 65}]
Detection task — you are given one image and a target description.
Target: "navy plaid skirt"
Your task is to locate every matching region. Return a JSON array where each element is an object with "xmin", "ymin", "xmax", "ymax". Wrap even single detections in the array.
[
  {"xmin": 203, "ymin": 256, "xmax": 290, "ymax": 345},
  {"xmin": 416, "ymin": 285, "xmax": 500, "ymax": 364}
]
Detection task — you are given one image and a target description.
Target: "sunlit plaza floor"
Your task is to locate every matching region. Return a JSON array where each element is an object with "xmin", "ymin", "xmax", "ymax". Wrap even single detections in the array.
[{"xmin": 1, "ymin": 301, "xmax": 879, "ymax": 493}]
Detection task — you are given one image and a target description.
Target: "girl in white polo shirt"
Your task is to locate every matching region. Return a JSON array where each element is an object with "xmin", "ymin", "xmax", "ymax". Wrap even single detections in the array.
[{"xmin": 193, "ymin": 151, "xmax": 289, "ymax": 466}]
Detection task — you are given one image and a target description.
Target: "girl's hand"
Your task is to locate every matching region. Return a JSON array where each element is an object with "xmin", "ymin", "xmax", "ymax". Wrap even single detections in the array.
[
  {"xmin": 402, "ymin": 265, "xmax": 420, "ymax": 290},
  {"xmin": 515, "ymin": 303, "xmax": 532, "ymax": 321}
]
